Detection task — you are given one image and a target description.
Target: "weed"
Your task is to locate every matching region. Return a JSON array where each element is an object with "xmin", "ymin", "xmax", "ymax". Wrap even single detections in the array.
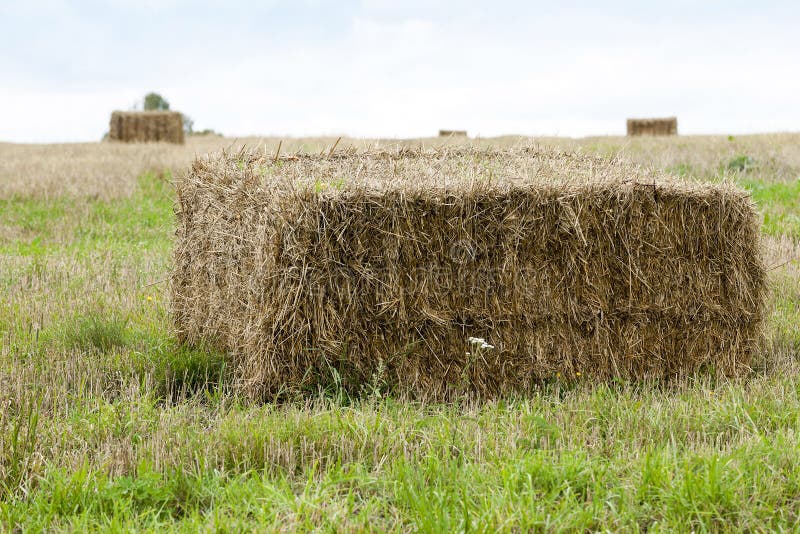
[
  {"xmin": 727, "ymin": 154, "xmax": 756, "ymax": 173},
  {"xmin": 65, "ymin": 312, "xmax": 129, "ymax": 352},
  {"xmin": 142, "ymin": 343, "xmax": 227, "ymax": 401},
  {"xmin": 667, "ymin": 162, "xmax": 693, "ymax": 177},
  {"xmin": 0, "ymin": 395, "xmax": 42, "ymax": 500}
]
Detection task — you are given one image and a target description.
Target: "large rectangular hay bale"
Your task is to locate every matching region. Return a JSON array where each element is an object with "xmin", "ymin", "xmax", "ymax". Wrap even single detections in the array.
[
  {"xmin": 627, "ymin": 117, "xmax": 678, "ymax": 136},
  {"xmin": 108, "ymin": 111, "xmax": 185, "ymax": 144},
  {"xmin": 439, "ymin": 129, "xmax": 467, "ymax": 137},
  {"xmin": 172, "ymin": 148, "xmax": 766, "ymax": 399}
]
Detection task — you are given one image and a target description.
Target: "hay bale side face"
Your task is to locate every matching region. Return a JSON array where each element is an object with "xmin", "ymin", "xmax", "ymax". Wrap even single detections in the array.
[
  {"xmin": 627, "ymin": 117, "xmax": 678, "ymax": 136},
  {"xmin": 172, "ymin": 148, "xmax": 765, "ymax": 399},
  {"xmin": 439, "ymin": 130, "xmax": 468, "ymax": 137},
  {"xmin": 107, "ymin": 111, "xmax": 184, "ymax": 144}
]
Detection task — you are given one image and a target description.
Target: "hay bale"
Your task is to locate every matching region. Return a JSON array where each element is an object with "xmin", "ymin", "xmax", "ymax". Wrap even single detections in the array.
[
  {"xmin": 439, "ymin": 130, "xmax": 468, "ymax": 137},
  {"xmin": 108, "ymin": 111, "xmax": 185, "ymax": 144},
  {"xmin": 172, "ymin": 147, "xmax": 766, "ymax": 399},
  {"xmin": 627, "ymin": 117, "xmax": 678, "ymax": 136}
]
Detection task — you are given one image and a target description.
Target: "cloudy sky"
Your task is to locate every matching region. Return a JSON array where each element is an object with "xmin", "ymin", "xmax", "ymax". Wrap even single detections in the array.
[{"xmin": 1, "ymin": 0, "xmax": 798, "ymax": 142}]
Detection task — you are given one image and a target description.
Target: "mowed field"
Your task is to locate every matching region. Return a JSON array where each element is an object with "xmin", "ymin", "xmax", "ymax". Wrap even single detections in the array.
[{"xmin": 1, "ymin": 133, "xmax": 800, "ymax": 531}]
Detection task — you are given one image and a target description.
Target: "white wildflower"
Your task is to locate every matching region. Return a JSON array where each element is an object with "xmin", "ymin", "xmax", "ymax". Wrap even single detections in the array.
[{"xmin": 468, "ymin": 337, "xmax": 494, "ymax": 351}]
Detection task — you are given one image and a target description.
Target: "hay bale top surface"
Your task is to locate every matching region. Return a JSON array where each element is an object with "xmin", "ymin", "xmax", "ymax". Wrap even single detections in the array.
[
  {"xmin": 111, "ymin": 110, "xmax": 182, "ymax": 118},
  {"xmin": 627, "ymin": 116, "xmax": 677, "ymax": 123},
  {"xmin": 189, "ymin": 147, "xmax": 747, "ymax": 201}
]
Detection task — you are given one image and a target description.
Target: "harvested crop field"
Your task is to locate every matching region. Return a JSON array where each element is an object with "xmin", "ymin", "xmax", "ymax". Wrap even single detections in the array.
[{"xmin": 1, "ymin": 134, "xmax": 800, "ymax": 530}]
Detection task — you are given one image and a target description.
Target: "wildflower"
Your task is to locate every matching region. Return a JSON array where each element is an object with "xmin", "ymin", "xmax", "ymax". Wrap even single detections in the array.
[
  {"xmin": 146, "ymin": 295, "xmax": 153, "ymax": 302},
  {"xmin": 575, "ymin": 372, "xmax": 581, "ymax": 377},
  {"xmin": 467, "ymin": 336, "xmax": 494, "ymax": 350}
]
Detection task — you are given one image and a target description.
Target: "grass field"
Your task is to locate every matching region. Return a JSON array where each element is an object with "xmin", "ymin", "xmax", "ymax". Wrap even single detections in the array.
[{"xmin": 1, "ymin": 134, "xmax": 799, "ymax": 531}]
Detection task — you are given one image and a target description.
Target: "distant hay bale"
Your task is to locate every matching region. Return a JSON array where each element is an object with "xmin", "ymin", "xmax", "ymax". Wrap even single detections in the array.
[
  {"xmin": 172, "ymin": 147, "xmax": 766, "ymax": 399},
  {"xmin": 439, "ymin": 130, "xmax": 467, "ymax": 137},
  {"xmin": 108, "ymin": 111, "xmax": 185, "ymax": 144},
  {"xmin": 627, "ymin": 117, "xmax": 678, "ymax": 136}
]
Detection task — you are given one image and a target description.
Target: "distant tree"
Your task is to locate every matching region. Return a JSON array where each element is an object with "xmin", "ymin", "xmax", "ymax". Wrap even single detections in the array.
[
  {"xmin": 183, "ymin": 115, "xmax": 194, "ymax": 135},
  {"xmin": 143, "ymin": 92, "xmax": 170, "ymax": 111},
  {"xmin": 193, "ymin": 128, "xmax": 221, "ymax": 136},
  {"xmin": 138, "ymin": 92, "xmax": 214, "ymax": 136}
]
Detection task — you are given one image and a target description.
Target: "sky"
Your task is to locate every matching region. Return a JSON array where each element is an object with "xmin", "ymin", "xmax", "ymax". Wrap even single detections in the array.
[{"xmin": 1, "ymin": 0, "xmax": 799, "ymax": 142}]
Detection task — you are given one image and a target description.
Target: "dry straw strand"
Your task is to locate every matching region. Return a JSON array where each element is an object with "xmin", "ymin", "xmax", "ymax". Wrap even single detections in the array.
[{"xmin": 171, "ymin": 146, "xmax": 766, "ymax": 400}]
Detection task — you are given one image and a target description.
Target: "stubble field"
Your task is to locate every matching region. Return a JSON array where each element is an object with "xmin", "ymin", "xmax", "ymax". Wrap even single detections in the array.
[{"xmin": 1, "ymin": 133, "xmax": 799, "ymax": 531}]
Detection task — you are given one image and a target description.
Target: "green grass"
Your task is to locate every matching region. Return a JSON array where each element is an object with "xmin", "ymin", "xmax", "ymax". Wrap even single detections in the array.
[
  {"xmin": 739, "ymin": 177, "xmax": 800, "ymax": 238},
  {"xmin": 727, "ymin": 154, "xmax": 757, "ymax": 173},
  {"xmin": 63, "ymin": 312, "xmax": 131, "ymax": 353},
  {"xmin": 0, "ymin": 172, "xmax": 173, "ymax": 257},
  {"xmin": 1, "ymin": 150, "xmax": 800, "ymax": 530},
  {"xmin": 4, "ymin": 388, "xmax": 800, "ymax": 530}
]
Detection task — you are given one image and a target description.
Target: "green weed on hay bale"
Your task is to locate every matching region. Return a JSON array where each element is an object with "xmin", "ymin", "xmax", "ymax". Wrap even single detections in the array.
[
  {"xmin": 627, "ymin": 117, "xmax": 678, "ymax": 136},
  {"xmin": 171, "ymin": 147, "xmax": 766, "ymax": 399},
  {"xmin": 108, "ymin": 111, "xmax": 185, "ymax": 144}
]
